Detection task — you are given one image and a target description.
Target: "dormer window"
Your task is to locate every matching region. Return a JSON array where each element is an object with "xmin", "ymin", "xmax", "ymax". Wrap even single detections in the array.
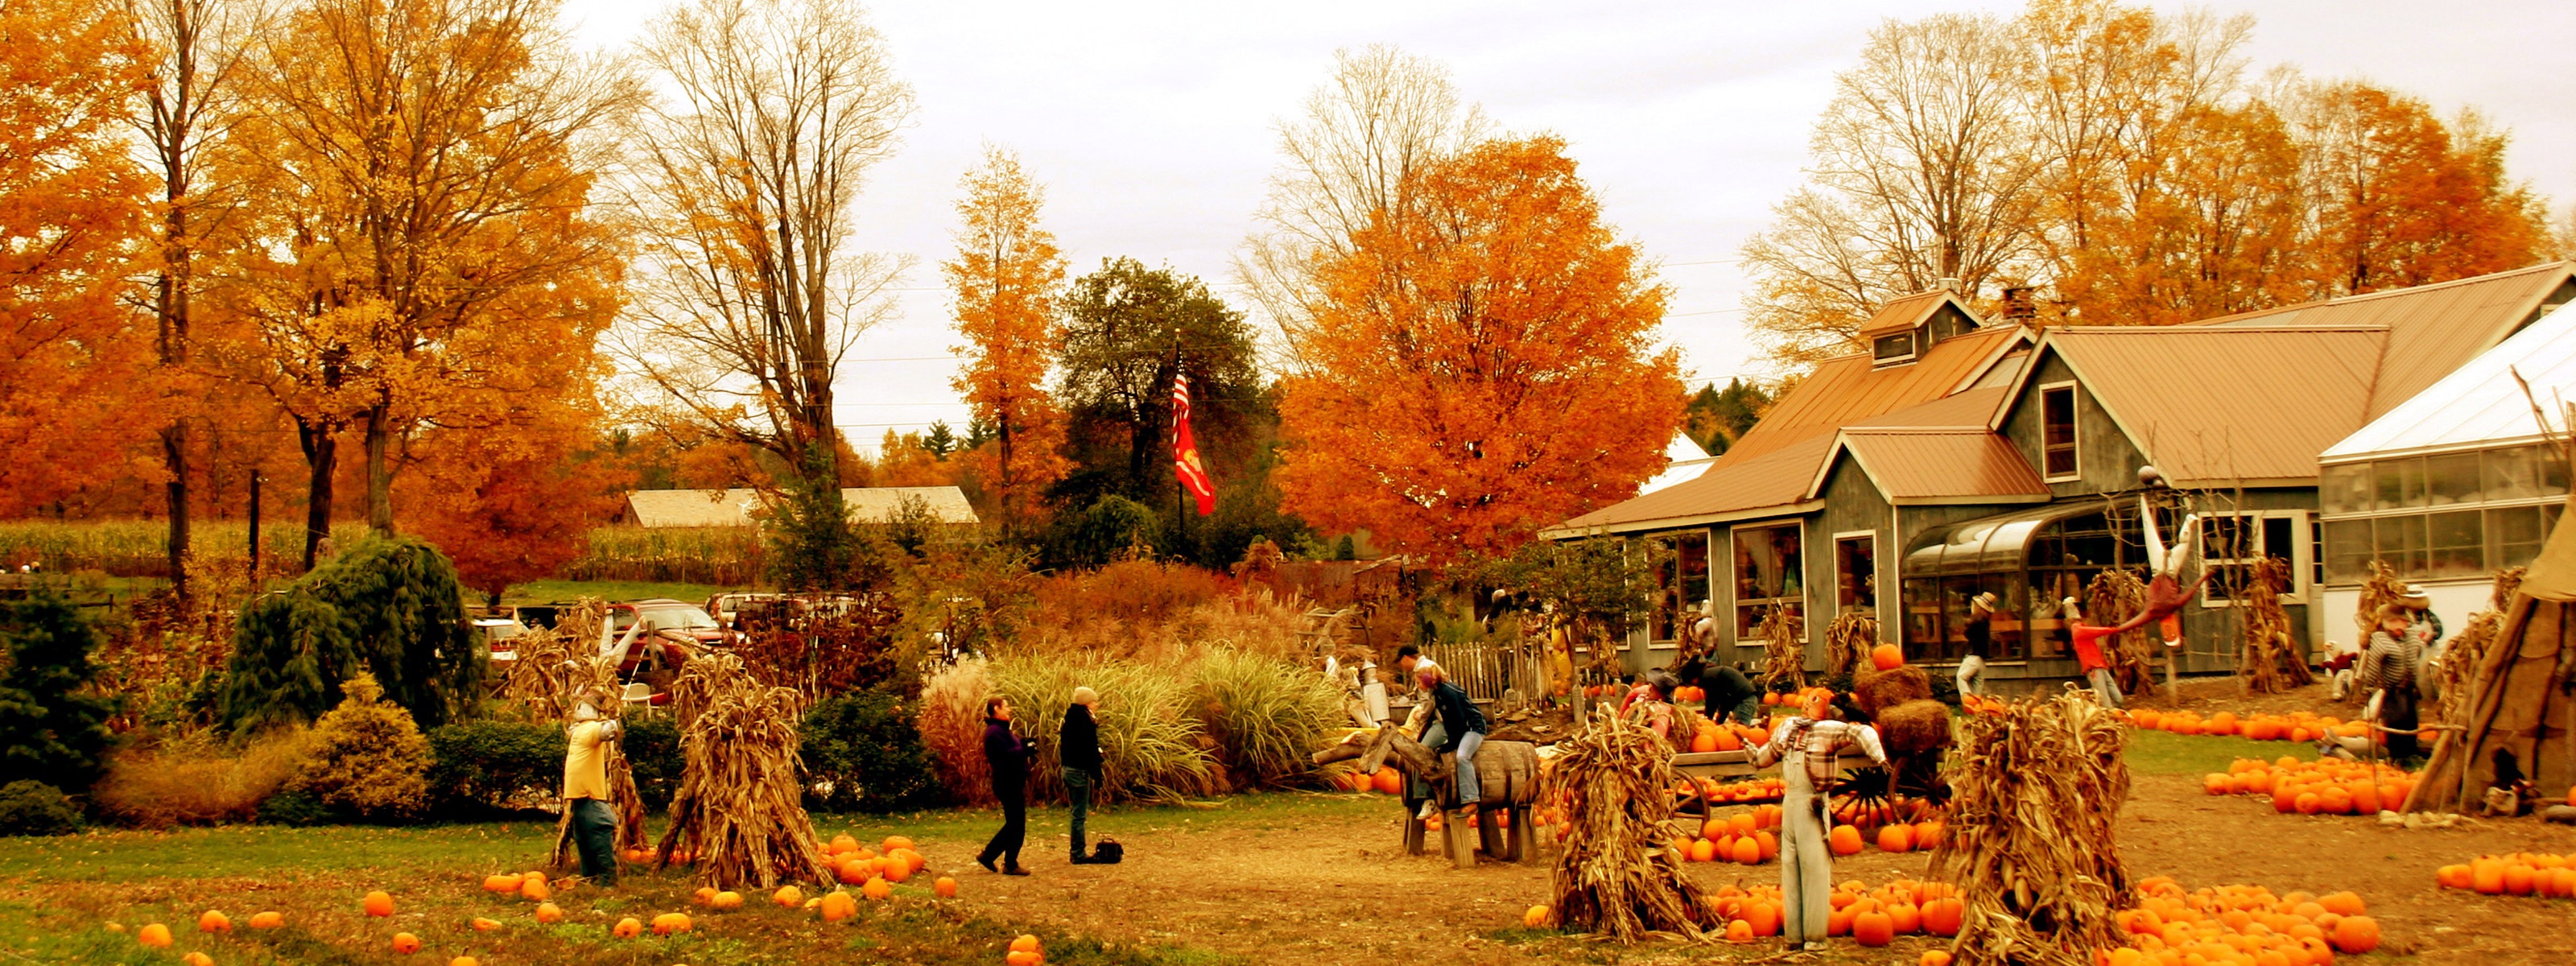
[{"xmin": 1872, "ymin": 332, "xmax": 1917, "ymax": 363}]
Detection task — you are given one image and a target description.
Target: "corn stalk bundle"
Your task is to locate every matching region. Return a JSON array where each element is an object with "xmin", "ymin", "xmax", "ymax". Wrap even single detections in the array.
[
  {"xmin": 654, "ymin": 652, "xmax": 834, "ymax": 889},
  {"xmin": 2354, "ymin": 560, "xmax": 2408, "ymax": 651},
  {"xmin": 2083, "ymin": 570, "xmax": 2155, "ymax": 696},
  {"xmin": 2235, "ymin": 557, "xmax": 2312, "ymax": 694},
  {"xmin": 502, "ymin": 601, "xmax": 610, "ymax": 718},
  {"xmin": 1930, "ymin": 691, "xmax": 2132, "ymax": 966},
  {"xmin": 1826, "ymin": 613, "xmax": 1876, "ymax": 681},
  {"xmin": 1757, "ymin": 605, "xmax": 1806, "ymax": 693},
  {"xmin": 1548, "ymin": 706, "xmax": 1718, "ymax": 943},
  {"xmin": 2431, "ymin": 566, "xmax": 2525, "ymax": 727}
]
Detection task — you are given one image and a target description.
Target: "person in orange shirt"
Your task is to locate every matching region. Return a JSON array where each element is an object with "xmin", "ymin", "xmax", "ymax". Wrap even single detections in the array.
[{"xmin": 563, "ymin": 687, "xmax": 622, "ymax": 884}]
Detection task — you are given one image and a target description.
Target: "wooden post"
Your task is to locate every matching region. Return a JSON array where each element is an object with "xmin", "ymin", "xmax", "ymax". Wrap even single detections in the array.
[
  {"xmin": 1476, "ymin": 808, "xmax": 1505, "ymax": 860},
  {"xmin": 1403, "ymin": 808, "xmax": 1426, "ymax": 856},
  {"xmin": 1444, "ymin": 809, "xmax": 1477, "ymax": 869}
]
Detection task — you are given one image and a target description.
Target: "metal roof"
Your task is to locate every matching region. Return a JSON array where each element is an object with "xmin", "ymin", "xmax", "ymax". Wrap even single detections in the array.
[
  {"xmin": 1856, "ymin": 290, "xmax": 1975, "ymax": 338},
  {"xmin": 1546, "ymin": 436, "xmax": 1835, "ymax": 535},
  {"xmin": 1823, "ymin": 428, "xmax": 2050, "ymax": 504},
  {"xmin": 1848, "ymin": 386, "xmax": 2011, "ymax": 429},
  {"xmin": 1904, "ymin": 502, "xmax": 2107, "ymax": 577},
  {"xmin": 1727, "ymin": 327, "xmax": 2028, "ymax": 463},
  {"xmin": 1637, "ymin": 432, "xmax": 1719, "ymax": 495},
  {"xmin": 2025, "ymin": 327, "xmax": 2388, "ymax": 486},
  {"xmin": 622, "ymin": 487, "xmax": 980, "ymax": 528},
  {"xmin": 2199, "ymin": 261, "xmax": 2575, "ymax": 419},
  {"xmin": 2322, "ymin": 301, "xmax": 2576, "ymax": 461}
]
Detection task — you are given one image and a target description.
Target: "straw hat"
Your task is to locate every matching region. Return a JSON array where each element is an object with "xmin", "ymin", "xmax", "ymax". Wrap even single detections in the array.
[
  {"xmin": 2399, "ymin": 584, "xmax": 2431, "ymax": 608},
  {"xmin": 1970, "ymin": 592, "xmax": 1998, "ymax": 613}
]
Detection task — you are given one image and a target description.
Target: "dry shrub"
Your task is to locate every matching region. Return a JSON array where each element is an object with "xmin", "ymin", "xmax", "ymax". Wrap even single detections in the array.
[
  {"xmin": 1932, "ymin": 690, "xmax": 2133, "ymax": 966},
  {"xmin": 919, "ymin": 658, "xmax": 994, "ymax": 807},
  {"xmin": 1186, "ymin": 648, "xmax": 1346, "ymax": 791},
  {"xmin": 1548, "ymin": 705, "xmax": 1716, "ymax": 942},
  {"xmin": 989, "ymin": 657, "xmax": 1213, "ymax": 805},
  {"xmin": 1825, "ymin": 613, "xmax": 1876, "ymax": 680},
  {"xmin": 1015, "ymin": 561, "xmax": 1304, "ymax": 661},
  {"xmin": 2085, "ymin": 569, "xmax": 2156, "ymax": 695},
  {"xmin": 93, "ymin": 729, "xmax": 314, "ymax": 827},
  {"xmin": 1756, "ymin": 604, "xmax": 1804, "ymax": 691}
]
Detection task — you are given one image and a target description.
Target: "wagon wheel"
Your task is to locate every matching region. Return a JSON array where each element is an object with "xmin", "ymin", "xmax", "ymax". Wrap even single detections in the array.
[{"xmin": 1829, "ymin": 765, "xmax": 1897, "ymax": 831}]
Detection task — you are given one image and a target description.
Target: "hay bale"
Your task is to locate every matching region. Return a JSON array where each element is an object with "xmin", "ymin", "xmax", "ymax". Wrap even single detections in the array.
[
  {"xmin": 1874, "ymin": 700, "xmax": 1952, "ymax": 758},
  {"xmin": 1931, "ymin": 691, "xmax": 2132, "ymax": 966},
  {"xmin": 1852, "ymin": 665, "xmax": 1931, "ymax": 718},
  {"xmin": 1547, "ymin": 707, "xmax": 1718, "ymax": 943}
]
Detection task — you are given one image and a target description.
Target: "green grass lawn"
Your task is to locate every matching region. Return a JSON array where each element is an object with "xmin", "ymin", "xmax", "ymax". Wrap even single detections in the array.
[
  {"xmin": 0, "ymin": 794, "xmax": 1373, "ymax": 966},
  {"xmin": 2121, "ymin": 727, "xmax": 2320, "ymax": 776},
  {"xmin": 500, "ymin": 579, "xmax": 733, "ymax": 608}
]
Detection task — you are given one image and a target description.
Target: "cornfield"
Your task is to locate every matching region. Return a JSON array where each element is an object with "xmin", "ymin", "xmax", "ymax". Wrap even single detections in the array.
[
  {"xmin": 0, "ymin": 520, "xmax": 364, "ymax": 576},
  {"xmin": 2235, "ymin": 557, "xmax": 2312, "ymax": 694},
  {"xmin": 560, "ymin": 526, "xmax": 762, "ymax": 585},
  {"xmin": 1546, "ymin": 705, "xmax": 1717, "ymax": 943},
  {"xmin": 654, "ymin": 652, "xmax": 834, "ymax": 888},
  {"xmin": 1931, "ymin": 691, "xmax": 2133, "ymax": 966}
]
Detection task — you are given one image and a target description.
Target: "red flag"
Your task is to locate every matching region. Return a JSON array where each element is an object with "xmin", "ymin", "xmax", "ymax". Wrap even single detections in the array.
[{"xmin": 1172, "ymin": 373, "xmax": 1216, "ymax": 516}]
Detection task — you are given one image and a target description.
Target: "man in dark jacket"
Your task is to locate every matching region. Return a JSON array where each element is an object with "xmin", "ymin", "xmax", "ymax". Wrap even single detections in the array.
[
  {"xmin": 976, "ymin": 696, "xmax": 1034, "ymax": 875},
  {"xmin": 1674, "ymin": 657, "xmax": 1762, "ymax": 725},
  {"xmin": 1413, "ymin": 664, "xmax": 1488, "ymax": 820},
  {"xmin": 1059, "ymin": 686, "xmax": 1103, "ymax": 864}
]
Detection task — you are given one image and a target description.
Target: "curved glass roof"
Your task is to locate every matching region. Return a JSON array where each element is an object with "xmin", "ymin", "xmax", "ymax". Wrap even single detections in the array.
[{"xmin": 1903, "ymin": 502, "xmax": 2113, "ymax": 577}]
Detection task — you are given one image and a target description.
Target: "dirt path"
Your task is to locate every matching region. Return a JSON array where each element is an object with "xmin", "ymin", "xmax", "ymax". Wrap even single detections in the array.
[{"xmin": 925, "ymin": 777, "xmax": 2576, "ymax": 965}]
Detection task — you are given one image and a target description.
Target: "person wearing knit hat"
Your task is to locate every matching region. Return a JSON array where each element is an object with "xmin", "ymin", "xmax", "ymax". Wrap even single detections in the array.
[{"xmin": 1059, "ymin": 686, "xmax": 1104, "ymax": 864}]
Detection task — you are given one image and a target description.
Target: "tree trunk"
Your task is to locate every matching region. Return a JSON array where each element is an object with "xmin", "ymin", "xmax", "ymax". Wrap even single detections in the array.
[
  {"xmin": 157, "ymin": 221, "xmax": 192, "ymax": 597},
  {"xmin": 299, "ymin": 419, "xmax": 337, "ymax": 571},
  {"xmin": 247, "ymin": 469, "xmax": 262, "ymax": 577},
  {"xmin": 364, "ymin": 402, "xmax": 395, "ymax": 537},
  {"xmin": 163, "ymin": 423, "xmax": 190, "ymax": 592}
]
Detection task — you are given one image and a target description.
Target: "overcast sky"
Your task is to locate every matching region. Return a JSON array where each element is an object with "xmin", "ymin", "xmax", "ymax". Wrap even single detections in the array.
[{"xmin": 555, "ymin": 0, "xmax": 2576, "ymax": 452}]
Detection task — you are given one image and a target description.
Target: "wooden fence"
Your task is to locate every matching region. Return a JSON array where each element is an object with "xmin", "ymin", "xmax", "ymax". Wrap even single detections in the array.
[{"xmin": 1421, "ymin": 638, "xmax": 1546, "ymax": 704}]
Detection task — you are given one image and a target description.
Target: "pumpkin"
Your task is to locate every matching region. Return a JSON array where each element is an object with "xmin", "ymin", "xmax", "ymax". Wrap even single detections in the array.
[
  {"xmin": 2435, "ymin": 864, "xmax": 2472, "ymax": 889},
  {"xmin": 392, "ymin": 931, "xmax": 423, "ymax": 954},
  {"xmin": 2504, "ymin": 863, "xmax": 2537, "ymax": 896},
  {"xmin": 2330, "ymin": 914, "xmax": 2380, "ymax": 953},
  {"xmin": 829, "ymin": 833, "xmax": 858, "ymax": 855},
  {"xmin": 1870, "ymin": 643, "xmax": 1903, "ymax": 670},
  {"xmin": 1522, "ymin": 904, "xmax": 1550, "ymax": 928},
  {"xmin": 1005, "ymin": 953, "xmax": 1044, "ymax": 966},
  {"xmin": 365, "ymin": 890, "xmax": 395, "ymax": 917},
  {"xmin": 1922, "ymin": 897, "xmax": 1964, "ymax": 936},
  {"xmin": 883, "ymin": 859, "xmax": 914, "ymax": 883},
  {"xmin": 248, "ymin": 911, "xmax": 284, "ymax": 930},
  {"xmin": 2202, "ymin": 774, "xmax": 2231, "ymax": 795},
  {"xmin": 861, "ymin": 877, "xmax": 894, "ymax": 901},
  {"xmin": 518, "ymin": 875, "xmax": 551, "ymax": 902},
  {"xmin": 1914, "ymin": 820, "xmax": 1945, "ymax": 848},
  {"xmin": 2318, "ymin": 890, "xmax": 2365, "ymax": 916},
  {"xmin": 882, "ymin": 835, "xmax": 915, "ymax": 853},
  {"xmin": 2293, "ymin": 791, "xmax": 2322, "ymax": 815},
  {"xmin": 935, "ymin": 876, "xmax": 959, "ymax": 898},
  {"xmin": 184, "ymin": 954, "xmax": 214, "ymax": 966},
  {"xmin": 839, "ymin": 857, "xmax": 874, "ymax": 885},
  {"xmin": 473, "ymin": 916, "xmax": 502, "ymax": 931},
  {"xmin": 198, "ymin": 910, "xmax": 231, "ymax": 933},
  {"xmin": 613, "ymin": 916, "xmax": 643, "ymax": 938},
  {"xmin": 535, "ymin": 902, "xmax": 565, "ymax": 923},
  {"xmin": 1756, "ymin": 830, "xmax": 1780, "ymax": 861},
  {"xmin": 1372, "ymin": 770, "xmax": 1402, "ymax": 795},
  {"xmin": 1732, "ymin": 836, "xmax": 1761, "ymax": 865},
  {"xmin": 483, "ymin": 873, "xmax": 521, "ymax": 893},
  {"xmin": 1922, "ymin": 952, "xmax": 1953, "ymax": 966},
  {"xmin": 2318, "ymin": 786, "xmax": 2354, "ymax": 814},
  {"xmin": 774, "ymin": 886, "xmax": 804, "ymax": 907},
  {"xmin": 1827, "ymin": 824, "xmax": 1864, "ymax": 857},
  {"xmin": 1687, "ymin": 839, "xmax": 1715, "ymax": 862},
  {"xmin": 138, "ymin": 923, "xmax": 173, "ymax": 947},
  {"xmin": 1852, "ymin": 910, "xmax": 1895, "ymax": 947},
  {"xmin": 820, "ymin": 890, "xmax": 859, "ymax": 923},
  {"xmin": 1010, "ymin": 934, "xmax": 1042, "ymax": 954},
  {"xmin": 1742, "ymin": 900, "xmax": 1781, "ymax": 937},
  {"xmin": 2472, "ymin": 859, "xmax": 2506, "ymax": 894},
  {"xmin": 712, "ymin": 890, "xmax": 744, "ymax": 910},
  {"xmin": 1722, "ymin": 919, "xmax": 1752, "ymax": 942},
  {"xmin": 1690, "ymin": 731, "xmax": 1718, "ymax": 753},
  {"xmin": 450, "ymin": 958, "xmax": 480, "ymax": 966},
  {"xmin": 1877, "ymin": 824, "xmax": 1915, "ymax": 853},
  {"xmin": 651, "ymin": 912, "xmax": 692, "ymax": 935}
]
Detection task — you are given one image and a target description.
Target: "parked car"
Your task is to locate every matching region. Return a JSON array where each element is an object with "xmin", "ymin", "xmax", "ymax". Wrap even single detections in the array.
[
  {"xmin": 469, "ymin": 617, "xmax": 526, "ymax": 666},
  {"xmin": 596, "ymin": 599, "xmax": 733, "ymax": 704},
  {"xmin": 704, "ymin": 591, "xmax": 788, "ymax": 629}
]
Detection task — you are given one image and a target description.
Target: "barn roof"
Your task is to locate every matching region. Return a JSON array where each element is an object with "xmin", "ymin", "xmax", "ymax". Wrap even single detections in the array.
[{"xmin": 621, "ymin": 487, "xmax": 980, "ymax": 528}]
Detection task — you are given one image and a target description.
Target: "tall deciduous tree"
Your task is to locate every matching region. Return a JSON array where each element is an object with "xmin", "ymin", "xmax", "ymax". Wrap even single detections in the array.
[
  {"xmin": 947, "ymin": 147, "xmax": 1071, "ymax": 540},
  {"xmin": 402, "ymin": 404, "xmax": 625, "ymax": 606},
  {"xmin": 0, "ymin": 0, "xmax": 150, "ymax": 516},
  {"xmin": 1277, "ymin": 137, "xmax": 1682, "ymax": 564},
  {"xmin": 2288, "ymin": 80, "xmax": 2549, "ymax": 295},
  {"xmin": 1238, "ymin": 45, "xmax": 1489, "ymax": 371},
  {"xmin": 621, "ymin": 0, "xmax": 913, "ymax": 493},
  {"xmin": 1055, "ymin": 258, "xmax": 1259, "ymax": 509},
  {"xmin": 221, "ymin": 0, "xmax": 634, "ymax": 568},
  {"xmin": 123, "ymin": 0, "xmax": 265, "ymax": 596}
]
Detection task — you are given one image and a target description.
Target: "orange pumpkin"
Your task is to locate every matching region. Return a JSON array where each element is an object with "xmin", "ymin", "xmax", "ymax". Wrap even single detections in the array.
[
  {"xmin": 472, "ymin": 917, "xmax": 502, "ymax": 931},
  {"xmin": 1372, "ymin": 770, "xmax": 1402, "ymax": 795},
  {"xmin": 935, "ymin": 876, "xmax": 960, "ymax": 898},
  {"xmin": 391, "ymin": 931, "xmax": 423, "ymax": 954},
  {"xmin": 2293, "ymin": 791, "xmax": 2323, "ymax": 815},
  {"xmin": 1723, "ymin": 919, "xmax": 1752, "ymax": 942},
  {"xmin": 651, "ymin": 912, "xmax": 692, "ymax": 935},
  {"xmin": 1743, "ymin": 900, "xmax": 1781, "ymax": 937},
  {"xmin": 1005, "ymin": 953, "xmax": 1044, "ymax": 966},
  {"xmin": 2436, "ymin": 864, "xmax": 2472, "ymax": 890},
  {"xmin": 482, "ymin": 873, "xmax": 521, "ymax": 893},
  {"xmin": 248, "ymin": 911, "xmax": 284, "ymax": 930},
  {"xmin": 2504, "ymin": 863, "xmax": 2538, "ymax": 896},
  {"xmin": 1853, "ymin": 910, "xmax": 1895, "ymax": 947},
  {"xmin": 1732, "ymin": 836, "xmax": 1761, "ymax": 865},
  {"xmin": 1922, "ymin": 897, "xmax": 1964, "ymax": 937},
  {"xmin": 1877, "ymin": 824, "xmax": 1916, "ymax": 853},
  {"xmin": 1922, "ymin": 952, "xmax": 1954, "ymax": 966},
  {"xmin": 821, "ymin": 890, "xmax": 859, "ymax": 923},
  {"xmin": 1887, "ymin": 901, "xmax": 1922, "ymax": 934},
  {"xmin": 881, "ymin": 835, "xmax": 916, "ymax": 853},
  {"xmin": 518, "ymin": 875, "xmax": 551, "ymax": 902},
  {"xmin": 364, "ymin": 890, "xmax": 394, "ymax": 918},
  {"xmin": 2202, "ymin": 774, "xmax": 2231, "ymax": 795},
  {"xmin": 1687, "ymin": 838, "xmax": 1715, "ymax": 862},
  {"xmin": 1871, "ymin": 643, "xmax": 1904, "ymax": 670},
  {"xmin": 197, "ymin": 910, "xmax": 231, "ymax": 933},
  {"xmin": 535, "ymin": 902, "xmax": 565, "ymax": 923},
  {"xmin": 2318, "ymin": 891, "xmax": 2365, "ymax": 916},
  {"xmin": 1010, "ymin": 934, "xmax": 1043, "ymax": 954},
  {"xmin": 1523, "ymin": 904, "xmax": 1550, "ymax": 928},
  {"xmin": 829, "ymin": 833, "xmax": 858, "ymax": 855},
  {"xmin": 612, "ymin": 916, "xmax": 643, "ymax": 938},
  {"xmin": 2331, "ymin": 914, "xmax": 2380, "ymax": 953},
  {"xmin": 138, "ymin": 923, "xmax": 173, "ymax": 948},
  {"xmin": 774, "ymin": 886, "xmax": 804, "ymax": 907},
  {"xmin": 450, "ymin": 958, "xmax": 480, "ymax": 966},
  {"xmin": 1828, "ymin": 824, "xmax": 1864, "ymax": 857},
  {"xmin": 1757, "ymin": 829, "xmax": 1780, "ymax": 861},
  {"xmin": 2472, "ymin": 859, "xmax": 2507, "ymax": 894},
  {"xmin": 862, "ymin": 877, "xmax": 894, "ymax": 900},
  {"xmin": 184, "ymin": 954, "xmax": 214, "ymax": 966}
]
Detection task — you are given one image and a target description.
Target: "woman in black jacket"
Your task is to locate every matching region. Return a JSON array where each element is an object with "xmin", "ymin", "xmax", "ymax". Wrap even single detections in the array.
[
  {"xmin": 1059, "ymin": 686, "xmax": 1104, "ymax": 864},
  {"xmin": 976, "ymin": 696, "xmax": 1034, "ymax": 875}
]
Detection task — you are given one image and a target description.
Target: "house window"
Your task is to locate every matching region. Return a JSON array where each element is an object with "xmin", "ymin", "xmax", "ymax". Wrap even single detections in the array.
[
  {"xmin": 1649, "ymin": 530, "xmax": 1711, "ymax": 644},
  {"xmin": 2318, "ymin": 444, "xmax": 2565, "ymax": 586},
  {"xmin": 1835, "ymin": 533, "xmax": 1876, "ymax": 614},
  {"xmin": 1732, "ymin": 522, "xmax": 1804, "ymax": 638},
  {"xmin": 2040, "ymin": 384, "xmax": 2079, "ymax": 479},
  {"xmin": 2202, "ymin": 513, "xmax": 2307, "ymax": 604},
  {"xmin": 1872, "ymin": 332, "xmax": 1916, "ymax": 362}
]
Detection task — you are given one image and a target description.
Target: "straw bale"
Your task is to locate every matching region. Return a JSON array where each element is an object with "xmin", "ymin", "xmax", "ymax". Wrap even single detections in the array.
[
  {"xmin": 1853, "ymin": 665, "xmax": 1932, "ymax": 718},
  {"xmin": 1873, "ymin": 700, "xmax": 1952, "ymax": 758}
]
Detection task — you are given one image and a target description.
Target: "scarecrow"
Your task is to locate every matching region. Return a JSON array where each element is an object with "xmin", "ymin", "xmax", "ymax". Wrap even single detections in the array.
[
  {"xmin": 2108, "ymin": 492, "xmax": 2211, "ymax": 650},
  {"xmin": 1748, "ymin": 691, "xmax": 1889, "ymax": 951}
]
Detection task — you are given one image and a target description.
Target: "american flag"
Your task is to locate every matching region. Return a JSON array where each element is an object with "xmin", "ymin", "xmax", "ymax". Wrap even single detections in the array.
[{"xmin": 1172, "ymin": 373, "xmax": 1216, "ymax": 515}]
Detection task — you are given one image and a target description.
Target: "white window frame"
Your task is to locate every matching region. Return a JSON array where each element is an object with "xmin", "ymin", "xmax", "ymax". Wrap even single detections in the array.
[
  {"xmin": 1730, "ymin": 521, "xmax": 1807, "ymax": 642},
  {"xmin": 1831, "ymin": 529, "xmax": 1880, "ymax": 617},
  {"xmin": 2037, "ymin": 380, "xmax": 2081, "ymax": 483},
  {"xmin": 2198, "ymin": 510, "xmax": 2312, "ymax": 607}
]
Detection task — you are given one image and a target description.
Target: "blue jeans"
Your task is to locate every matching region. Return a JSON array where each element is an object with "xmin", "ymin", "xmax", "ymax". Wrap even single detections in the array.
[
  {"xmin": 569, "ymin": 797, "xmax": 617, "ymax": 883},
  {"xmin": 1451, "ymin": 731, "xmax": 1484, "ymax": 806},
  {"xmin": 1062, "ymin": 766, "xmax": 1093, "ymax": 860}
]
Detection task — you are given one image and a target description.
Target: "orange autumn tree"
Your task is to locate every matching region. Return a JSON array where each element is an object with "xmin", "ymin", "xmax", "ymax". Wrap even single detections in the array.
[
  {"xmin": 947, "ymin": 147, "xmax": 1071, "ymax": 539},
  {"xmin": 0, "ymin": 0, "xmax": 151, "ymax": 514},
  {"xmin": 2289, "ymin": 80, "xmax": 2551, "ymax": 295},
  {"xmin": 403, "ymin": 405, "xmax": 626, "ymax": 605},
  {"xmin": 1277, "ymin": 137, "xmax": 1683, "ymax": 564}
]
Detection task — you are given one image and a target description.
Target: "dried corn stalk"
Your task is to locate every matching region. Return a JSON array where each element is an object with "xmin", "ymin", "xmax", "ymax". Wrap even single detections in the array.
[
  {"xmin": 1826, "ymin": 613, "xmax": 1876, "ymax": 681},
  {"xmin": 1931, "ymin": 691, "xmax": 2133, "ymax": 966},
  {"xmin": 2083, "ymin": 570, "xmax": 2155, "ymax": 696},
  {"xmin": 2432, "ymin": 566, "xmax": 2525, "ymax": 727},
  {"xmin": 503, "ymin": 600, "xmax": 610, "ymax": 718},
  {"xmin": 654, "ymin": 652, "xmax": 835, "ymax": 889},
  {"xmin": 2354, "ymin": 560, "xmax": 2408, "ymax": 651},
  {"xmin": 2236, "ymin": 557, "xmax": 2312, "ymax": 694},
  {"xmin": 1549, "ymin": 706, "xmax": 1717, "ymax": 943},
  {"xmin": 1757, "ymin": 605, "xmax": 1806, "ymax": 693}
]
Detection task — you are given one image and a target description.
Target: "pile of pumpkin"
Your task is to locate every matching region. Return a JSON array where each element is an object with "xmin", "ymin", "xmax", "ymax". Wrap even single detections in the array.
[
  {"xmin": 2202, "ymin": 757, "xmax": 2416, "ymax": 816},
  {"xmin": 1672, "ymin": 804, "xmax": 1946, "ymax": 865},
  {"xmin": 1521, "ymin": 875, "xmax": 1963, "ymax": 947},
  {"xmin": 2112, "ymin": 877, "xmax": 2381, "ymax": 963},
  {"xmin": 2434, "ymin": 852, "xmax": 2576, "ymax": 898},
  {"xmin": 2130, "ymin": 708, "xmax": 2436, "ymax": 746},
  {"xmin": 1761, "ymin": 685, "xmax": 1840, "ymax": 711},
  {"xmin": 1684, "ymin": 717, "xmax": 1774, "ymax": 753},
  {"xmin": 1690, "ymin": 776, "xmax": 1785, "ymax": 805}
]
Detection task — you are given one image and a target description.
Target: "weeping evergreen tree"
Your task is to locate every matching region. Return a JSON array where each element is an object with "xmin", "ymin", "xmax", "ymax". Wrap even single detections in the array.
[
  {"xmin": 218, "ymin": 536, "xmax": 481, "ymax": 731},
  {"xmin": 0, "ymin": 591, "xmax": 117, "ymax": 792}
]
